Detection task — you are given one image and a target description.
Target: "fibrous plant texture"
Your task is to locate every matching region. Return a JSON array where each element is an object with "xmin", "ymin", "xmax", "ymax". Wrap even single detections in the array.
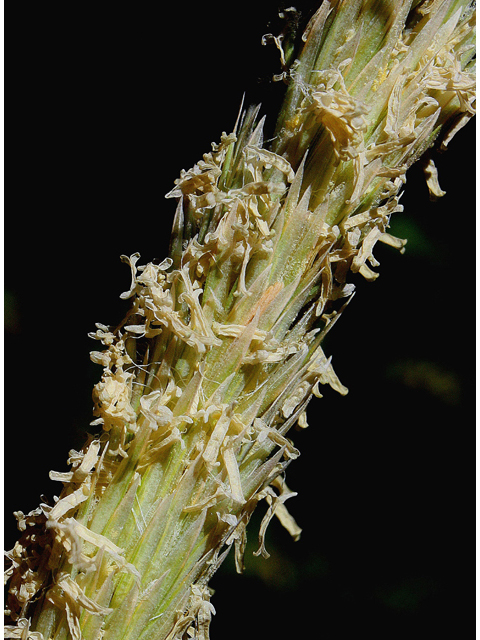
[{"xmin": 5, "ymin": 1, "xmax": 475, "ymax": 639}]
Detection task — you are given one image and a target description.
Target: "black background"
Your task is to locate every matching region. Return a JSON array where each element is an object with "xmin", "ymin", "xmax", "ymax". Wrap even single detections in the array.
[{"xmin": 5, "ymin": 2, "xmax": 475, "ymax": 638}]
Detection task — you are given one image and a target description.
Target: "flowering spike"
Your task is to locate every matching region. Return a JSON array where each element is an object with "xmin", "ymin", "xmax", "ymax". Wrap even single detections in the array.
[{"xmin": 5, "ymin": 2, "xmax": 475, "ymax": 638}]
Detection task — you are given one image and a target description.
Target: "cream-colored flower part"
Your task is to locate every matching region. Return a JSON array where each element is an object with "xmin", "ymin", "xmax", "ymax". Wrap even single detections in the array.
[{"xmin": 308, "ymin": 65, "xmax": 370, "ymax": 163}]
